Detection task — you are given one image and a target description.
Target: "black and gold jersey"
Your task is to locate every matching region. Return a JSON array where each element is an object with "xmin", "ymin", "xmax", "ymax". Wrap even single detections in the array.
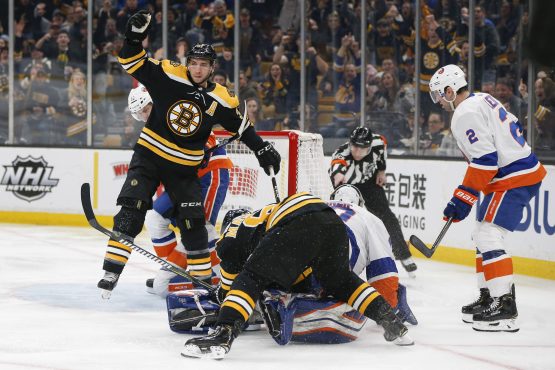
[
  {"xmin": 216, "ymin": 192, "xmax": 331, "ymax": 275},
  {"xmin": 118, "ymin": 41, "xmax": 263, "ymax": 167}
]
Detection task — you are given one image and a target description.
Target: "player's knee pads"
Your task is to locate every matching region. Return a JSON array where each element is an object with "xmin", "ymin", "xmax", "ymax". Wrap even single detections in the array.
[
  {"xmin": 113, "ymin": 204, "xmax": 146, "ymax": 238},
  {"xmin": 472, "ymin": 222, "xmax": 508, "ymax": 254},
  {"xmin": 144, "ymin": 210, "xmax": 172, "ymax": 239}
]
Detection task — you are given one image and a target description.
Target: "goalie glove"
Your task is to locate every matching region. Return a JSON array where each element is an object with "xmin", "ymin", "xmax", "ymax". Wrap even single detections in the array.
[
  {"xmin": 255, "ymin": 141, "xmax": 281, "ymax": 176},
  {"xmin": 443, "ymin": 185, "xmax": 479, "ymax": 222},
  {"xmin": 125, "ymin": 10, "xmax": 152, "ymax": 45}
]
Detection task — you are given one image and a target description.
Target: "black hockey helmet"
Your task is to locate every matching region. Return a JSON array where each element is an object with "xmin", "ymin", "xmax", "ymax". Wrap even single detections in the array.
[
  {"xmin": 186, "ymin": 43, "xmax": 217, "ymax": 65},
  {"xmin": 350, "ymin": 127, "xmax": 373, "ymax": 148},
  {"xmin": 221, "ymin": 208, "xmax": 250, "ymax": 233}
]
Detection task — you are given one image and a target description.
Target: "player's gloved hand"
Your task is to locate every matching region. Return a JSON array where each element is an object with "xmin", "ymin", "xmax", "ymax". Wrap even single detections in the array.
[
  {"xmin": 208, "ymin": 284, "xmax": 226, "ymax": 305},
  {"xmin": 125, "ymin": 10, "xmax": 152, "ymax": 45},
  {"xmin": 443, "ymin": 185, "xmax": 478, "ymax": 222},
  {"xmin": 97, "ymin": 271, "xmax": 120, "ymax": 299},
  {"xmin": 255, "ymin": 141, "xmax": 281, "ymax": 175}
]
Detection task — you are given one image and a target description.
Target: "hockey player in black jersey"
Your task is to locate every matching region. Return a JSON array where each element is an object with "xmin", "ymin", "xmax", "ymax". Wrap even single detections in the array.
[
  {"xmin": 181, "ymin": 192, "xmax": 413, "ymax": 360},
  {"xmin": 97, "ymin": 10, "xmax": 281, "ymax": 298}
]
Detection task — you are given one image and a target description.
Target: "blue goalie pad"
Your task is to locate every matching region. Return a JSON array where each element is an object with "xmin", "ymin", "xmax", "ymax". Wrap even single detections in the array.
[
  {"xmin": 291, "ymin": 296, "xmax": 367, "ymax": 344},
  {"xmin": 263, "ymin": 292, "xmax": 367, "ymax": 345},
  {"xmin": 395, "ymin": 283, "xmax": 418, "ymax": 325},
  {"xmin": 166, "ymin": 289, "xmax": 219, "ymax": 334}
]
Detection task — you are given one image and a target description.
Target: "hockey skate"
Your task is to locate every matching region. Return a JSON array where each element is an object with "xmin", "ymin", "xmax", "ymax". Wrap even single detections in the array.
[
  {"xmin": 376, "ymin": 302, "xmax": 414, "ymax": 346},
  {"xmin": 461, "ymin": 288, "xmax": 492, "ymax": 323},
  {"xmin": 181, "ymin": 322, "xmax": 242, "ymax": 360},
  {"xmin": 400, "ymin": 257, "xmax": 417, "ymax": 278},
  {"xmin": 472, "ymin": 286, "xmax": 519, "ymax": 332},
  {"xmin": 97, "ymin": 271, "xmax": 120, "ymax": 299}
]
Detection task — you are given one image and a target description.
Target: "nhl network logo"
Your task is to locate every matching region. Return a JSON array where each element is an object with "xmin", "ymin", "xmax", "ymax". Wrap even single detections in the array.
[{"xmin": 1, "ymin": 156, "xmax": 60, "ymax": 202}]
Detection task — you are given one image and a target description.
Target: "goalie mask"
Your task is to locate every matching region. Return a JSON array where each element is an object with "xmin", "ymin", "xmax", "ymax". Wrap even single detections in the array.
[
  {"xmin": 128, "ymin": 85, "xmax": 152, "ymax": 122},
  {"xmin": 330, "ymin": 184, "xmax": 365, "ymax": 208}
]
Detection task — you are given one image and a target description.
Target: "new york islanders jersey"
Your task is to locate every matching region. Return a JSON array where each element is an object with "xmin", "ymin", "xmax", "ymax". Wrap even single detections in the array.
[
  {"xmin": 118, "ymin": 41, "xmax": 263, "ymax": 168},
  {"xmin": 451, "ymin": 93, "xmax": 546, "ymax": 194},
  {"xmin": 327, "ymin": 201, "xmax": 399, "ymax": 306}
]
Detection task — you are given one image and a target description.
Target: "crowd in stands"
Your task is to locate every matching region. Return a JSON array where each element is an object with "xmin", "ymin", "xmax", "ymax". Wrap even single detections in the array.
[{"xmin": 0, "ymin": 0, "xmax": 554, "ymax": 157}]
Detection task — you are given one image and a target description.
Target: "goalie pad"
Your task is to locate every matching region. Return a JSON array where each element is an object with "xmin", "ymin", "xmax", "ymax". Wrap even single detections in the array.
[
  {"xmin": 166, "ymin": 289, "xmax": 219, "ymax": 334},
  {"xmin": 263, "ymin": 292, "xmax": 367, "ymax": 345}
]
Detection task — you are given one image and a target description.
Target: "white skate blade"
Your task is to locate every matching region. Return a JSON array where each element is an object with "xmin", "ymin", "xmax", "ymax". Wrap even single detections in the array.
[
  {"xmin": 406, "ymin": 271, "xmax": 416, "ymax": 279},
  {"xmin": 181, "ymin": 344, "xmax": 227, "ymax": 360},
  {"xmin": 394, "ymin": 333, "xmax": 414, "ymax": 346},
  {"xmin": 101, "ymin": 289, "xmax": 112, "ymax": 300},
  {"xmin": 472, "ymin": 318, "xmax": 519, "ymax": 332},
  {"xmin": 462, "ymin": 313, "xmax": 473, "ymax": 323}
]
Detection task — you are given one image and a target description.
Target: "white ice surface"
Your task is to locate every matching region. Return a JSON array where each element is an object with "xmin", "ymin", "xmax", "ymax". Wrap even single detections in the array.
[{"xmin": 1, "ymin": 224, "xmax": 554, "ymax": 370}]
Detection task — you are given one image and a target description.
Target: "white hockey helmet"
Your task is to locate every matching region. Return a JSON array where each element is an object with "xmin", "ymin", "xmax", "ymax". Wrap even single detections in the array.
[
  {"xmin": 330, "ymin": 184, "xmax": 365, "ymax": 208},
  {"xmin": 128, "ymin": 85, "xmax": 152, "ymax": 121},
  {"xmin": 429, "ymin": 64, "xmax": 467, "ymax": 104}
]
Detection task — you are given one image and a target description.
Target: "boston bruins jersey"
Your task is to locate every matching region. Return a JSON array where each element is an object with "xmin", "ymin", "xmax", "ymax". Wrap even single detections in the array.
[
  {"xmin": 216, "ymin": 192, "xmax": 331, "ymax": 286},
  {"xmin": 118, "ymin": 41, "xmax": 263, "ymax": 167}
]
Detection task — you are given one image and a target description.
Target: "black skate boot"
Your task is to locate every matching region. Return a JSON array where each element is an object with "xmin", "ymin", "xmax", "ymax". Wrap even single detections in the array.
[
  {"xmin": 461, "ymin": 288, "xmax": 492, "ymax": 323},
  {"xmin": 97, "ymin": 271, "xmax": 120, "ymax": 299},
  {"xmin": 181, "ymin": 321, "xmax": 242, "ymax": 359},
  {"xmin": 472, "ymin": 285, "xmax": 518, "ymax": 332},
  {"xmin": 376, "ymin": 302, "xmax": 414, "ymax": 346}
]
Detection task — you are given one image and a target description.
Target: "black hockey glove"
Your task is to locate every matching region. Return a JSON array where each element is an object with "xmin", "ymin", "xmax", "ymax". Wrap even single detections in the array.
[
  {"xmin": 125, "ymin": 10, "xmax": 152, "ymax": 45},
  {"xmin": 255, "ymin": 141, "xmax": 281, "ymax": 176}
]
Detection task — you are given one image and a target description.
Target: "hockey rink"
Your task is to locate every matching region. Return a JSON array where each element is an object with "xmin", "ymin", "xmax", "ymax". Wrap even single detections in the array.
[{"xmin": 1, "ymin": 224, "xmax": 554, "ymax": 370}]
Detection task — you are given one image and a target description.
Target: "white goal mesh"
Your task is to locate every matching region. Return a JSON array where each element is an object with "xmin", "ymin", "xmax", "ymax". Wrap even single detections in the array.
[{"xmin": 215, "ymin": 130, "xmax": 333, "ymax": 220}]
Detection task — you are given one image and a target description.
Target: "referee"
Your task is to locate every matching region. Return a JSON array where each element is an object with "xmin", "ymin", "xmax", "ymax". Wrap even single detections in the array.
[{"xmin": 329, "ymin": 127, "xmax": 417, "ymax": 275}]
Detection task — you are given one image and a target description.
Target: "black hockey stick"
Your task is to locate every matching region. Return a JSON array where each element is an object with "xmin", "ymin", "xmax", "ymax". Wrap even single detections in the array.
[
  {"xmin": 409, "ymin": 217, "xmax": 453, "ymax": 258},
  {"xmin": 269, "ymin": 166, "xmax": 280, "ymax": 203},
  {"xmin": 80, "ymin": 183, "xmax": 215, "ymax": 293}
]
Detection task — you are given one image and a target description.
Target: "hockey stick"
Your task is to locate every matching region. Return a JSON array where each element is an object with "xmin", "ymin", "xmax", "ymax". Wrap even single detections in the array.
[
  {"xmin": 80, "ymin": 183, "xmax": 215, "ymax": 293},
  {"xmin": 269, "ymin": 166, "xmax": 280, "ymax": 203},
  {"xmin": 409, "ymin": 217, "xmax": 453, "ymax": 258},
  {"xmin": 204, "ymin": 101, "xmax": 250, "ymax": 157}
]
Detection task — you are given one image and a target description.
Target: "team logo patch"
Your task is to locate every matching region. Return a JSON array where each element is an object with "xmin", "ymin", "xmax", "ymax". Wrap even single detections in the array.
[
  {"xmin": 166, "ymin": 100, "xmax": 202, "ymax": 137},
  {"xmin": 1, "ymin": 155, "xmax": 59, "ymax": 202}
]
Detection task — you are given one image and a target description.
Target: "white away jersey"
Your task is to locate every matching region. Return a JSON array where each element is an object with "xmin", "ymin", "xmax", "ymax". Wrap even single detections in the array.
[
  {"xmin": 326, "ymin": 201, "xmax": 397, "ymax": 283},
  {"xmin": 451, "ymin": 93, "xmax": 545, "ymax": 194}
]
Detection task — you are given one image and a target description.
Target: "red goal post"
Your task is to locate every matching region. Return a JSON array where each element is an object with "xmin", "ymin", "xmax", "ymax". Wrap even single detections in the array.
[{"xmin": 214, "ymin": 130, "xmax": 333, "ymax": 219}]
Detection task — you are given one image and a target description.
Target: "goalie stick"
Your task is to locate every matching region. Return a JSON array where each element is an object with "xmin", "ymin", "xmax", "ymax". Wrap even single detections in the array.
[
  {"xmin": 409, "ymin": 217, "xmax": 453, "ymax": 258},
  {"xmin": 80, "ymin": 182, "xmax": 215, "ymax": 293}
]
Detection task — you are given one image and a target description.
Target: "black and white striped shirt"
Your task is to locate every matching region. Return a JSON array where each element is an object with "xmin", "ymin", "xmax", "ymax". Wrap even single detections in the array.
[{"xmin": 329, "ymin": 134, "xmax": 387, "ymax": 187}]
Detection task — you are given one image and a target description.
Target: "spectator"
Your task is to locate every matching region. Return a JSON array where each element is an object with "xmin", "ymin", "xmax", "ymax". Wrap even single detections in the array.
[
  {"xmin": 194, "ymin": 0, "xmax": 234, "ymax": 56},
  {"xmin": 238, "ymin": 8, "xmax": 261, "ymax": 76},
  {"xmin": 367, "ymin": 71, "xmax": 400, "ymax": 112},
  {"xmin": 273, "ymin": 32, "xmax": 328, "ymax": 112},
  {"xmin": 245, "ymin": 96, "xmax": 273, "ymax": 131},
  {"xmin": 31, "ymin": 2, "xmax": 51, "ymax": 40},
  {"xmin": 494, "ymin": 77, "xmax": 527, "ymax": 124},
  {"xmin": 20, "ymin": 66, "xmax": 61, "ymax": 145},
  {"xmin": 259, "ymin": 62, "xmax": 290, "ymax": 119},
  {"xmin": 333, "ymin": 34, "xmax": 361, "ymax": 114},
  {"xmin": 116, "ymin": 0, "xmax": 140, "ymax": 35},
  {"xmin": 237, "ymin": 70, "xmax": 258, "ymax": 103},
  {"xmin": 215, "ymin": 47, "xmax": 234, "ymax": 82},
  {"xmin": 212, "ymin": 69, "xmax": 229, "ymax": 87},
  {"xmin": 323, "ymin": 11, "xmax": 348, "ymax": 53},
  {"xmin": 58, "ymin": 69, "xmax": 88, "ymax": 145},
  {"xmin": 174, "ymin": 37, "xmax": 190, "ymax": 65},
  {"xmin": 421, "ymin": 111, "xmax": 448, "ymax": 155},
  {"xmin": 40, "ymin": 30, "xmax": 86, "ymax": 89},
  {"xmin": 371, "ymin": 18, "xmax": 401, "ymax": 67}
]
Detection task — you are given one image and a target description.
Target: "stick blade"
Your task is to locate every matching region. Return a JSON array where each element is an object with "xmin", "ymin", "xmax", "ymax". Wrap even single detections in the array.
[
  {"xmin": 409, "ymin": 235, "xmax": 435, "ymax": 258},
  {"xmin": 80, "ymin": 183, "xmax": 95, "ymax": 223}
]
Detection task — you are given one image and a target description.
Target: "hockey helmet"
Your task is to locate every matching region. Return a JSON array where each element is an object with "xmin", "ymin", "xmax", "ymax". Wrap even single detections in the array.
[
  {"xmin": 429, "ymin": 64, "xmax": 467, "ymax": 104},
  {"xmin": 128, "ymin": 85, "xmax": 152, "ymax": 121},
  {"xmin": 350, "ymin": 127, "xmax": 373, "ymax": 148},
  {"xmin": 186, "ymin": 43, "xmax": 217, "ymax": 65},
  {"xmin": 330, "ymin": 184, "xmax": 365, "ymax": 208},
  {"xmin": 221, "ymin": 208, "xmax": 250, "ymax": 233}
]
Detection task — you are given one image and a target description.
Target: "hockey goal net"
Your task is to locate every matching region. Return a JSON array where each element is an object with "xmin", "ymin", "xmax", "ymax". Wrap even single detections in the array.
[{"xmin": 214, "ymin": 130, "xmax": 333, "ymax": 218}]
